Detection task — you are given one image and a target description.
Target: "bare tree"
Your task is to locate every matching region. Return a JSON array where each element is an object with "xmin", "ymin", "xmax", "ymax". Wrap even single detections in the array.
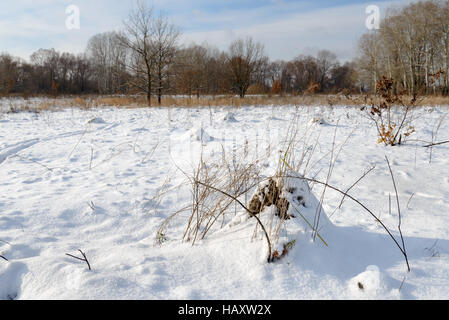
[
  {"xmin": 357, "ymin": 32, "xmax": 383, "ymax": 93},
  {"xmin": 118, "ymin": 1, "xmax": 180, "ymax": 105},
  {"xmin": 0, "ymin": 53, "xmax": 19, "ymax": 95},
  {"xmin": 175, "ymin": 44, "xmax": 209, "ymax": 97},
  {"xmin": 227, "ymin": 37, "xmax": 267, "ymax": 98},
  {"xmin": 284, "ymin": 55, "xmax": 319, "ymax": 93},
  {"xmin": 316, "ymin": 50, "xmax": 337, "ymax": 91},
  {"xmin": 30, "ymin": 48, "xmax": 60, "ymax": 92},
  {"xmin": 58, "ymin": 52, "xmax": 75, "ymax": 92},
  {"xmin": 152, "ymin": 14, "xmax": 180, "ymax": 104},
  {"xmin": 118, "ymin": 1, "xmax": 157, "ymax": 105},
  {"xmin": 87, "ymin": 31, "xmax": 128, "ymax": 94},
  {"xmin": 357, "ymin": 0, "xmax": 448, "ymax": 95},
  {"xmin": 74, "ymin": 53, "xmax": 91, "ymax": 93},
  {"xmin": 329, "ymin": 62, "xmax": 358, "ymax": 93}
]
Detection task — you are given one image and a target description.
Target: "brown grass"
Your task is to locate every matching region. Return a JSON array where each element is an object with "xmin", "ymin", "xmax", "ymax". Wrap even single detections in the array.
[
  {"xmin": 3, "ymin": 93, "xmax": 449, "ymax": 112},
  {"xmin": 90, "ymin": 94, "xmax": 376, "ymax": 108}
]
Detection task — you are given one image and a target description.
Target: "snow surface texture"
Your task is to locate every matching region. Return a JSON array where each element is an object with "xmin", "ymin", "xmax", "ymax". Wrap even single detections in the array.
[{"xmin": 0, "ymin": 102, "xmax": 449, "ymax": 300}]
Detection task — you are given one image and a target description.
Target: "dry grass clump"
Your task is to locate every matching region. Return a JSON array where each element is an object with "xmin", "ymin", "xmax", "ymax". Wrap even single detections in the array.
[
  {"xmin": 155, "ymin": 108, "xmax": 413, "ymax": 269},
  {"xmin": 157, "ymin": 112, "xmax": 326, "ymax": 261},
  {"xmin": 156, "ymin": 142, "xmax": 280, "ymax": 260},
  {"xmin": 364, "ymin": 77, "xmax": 418, "ymax": 146},
  {"xmin": 179, "ymin": 146, "xmax": 263, "ymax": 245}
]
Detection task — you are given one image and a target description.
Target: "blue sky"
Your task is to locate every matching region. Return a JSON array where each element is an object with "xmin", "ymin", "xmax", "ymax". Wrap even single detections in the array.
[{"xmin": 0, "ymin": 0, "xmax": 410, "ymax": 62}]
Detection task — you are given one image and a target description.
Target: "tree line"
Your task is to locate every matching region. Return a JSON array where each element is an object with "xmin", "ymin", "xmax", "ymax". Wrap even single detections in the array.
[
  {"xmin": 358, "ymin": 0, "xmax": 449, "ymax": 95},
  {"xmin": 1, "ymin": 0, "xmax": 448, "ymax": 103}
]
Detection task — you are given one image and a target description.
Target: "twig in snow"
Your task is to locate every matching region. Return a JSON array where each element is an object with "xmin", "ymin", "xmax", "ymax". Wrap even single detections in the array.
[
  {"xmin": 406, "ymin": 193, "xmax": 415, "ymax": 210},
  {"xmin": 11, "ymin": 154, "xmax": 53, "ymax": 172},
  {"xmin": 280, "ymin": 162, "xmax": 412, "ymax": 273},
  {"xmin": 385, "ymin": 156, "xmax": 411, "ymax": 272},
  {"xmin": 141, "ymin": 141, "xmax": 159, "ymax": 164},
  {"xmin": 427, "ymin": 114, "xmax": 447, "ymax": 163},
  {"xmin": 424, "ymin": 240, "xmax": 440, "ymax": 259},
  {"xmin": 329, "ymin": 165, "xmax": 376, "ymax": 219},
  {"xmin": 88, "ymin": 201, "xmax": 95, "ymax": 212},
  {"xmin": 68, "ymin": 124, "xmax": 90, "ymax": 160},
  {"xmin": 89, "ymin": 146, "xmax": 94, "ymax": 170},
  {"xmin": 0, "ymin": 255, "xmax": 8, "ymax": 261},
  {"xmin": 313, "ymin": 120, "xmax": 339, "ymax": 242},
  {"xmin": 423, "ymin": 140, "xmax": 449, "ymax": 148},
  {"xmin": 66, "ymin": 249, "xmax": 91, "ymax": 270}
]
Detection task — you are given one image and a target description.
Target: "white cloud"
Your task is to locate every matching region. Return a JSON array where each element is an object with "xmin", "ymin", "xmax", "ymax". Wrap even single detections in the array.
[
  {"xmin": 0, "ymin": 0, "xmax": 411, "ymax": 61},
  {"xmin": 180, "ymin": 0, "xmax": 409, "ymax": 61}
]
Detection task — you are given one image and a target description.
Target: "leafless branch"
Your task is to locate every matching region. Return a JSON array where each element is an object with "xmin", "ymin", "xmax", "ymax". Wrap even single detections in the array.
[
  {"xmin": 385, "ymin": 156, "xmax": 411, "ymax": 272},
  {"xmin": 66, "ymin": 249, "xmax": 91, "ymax": 270},
  {"xmin": 279, "ymin": 169, "xmax": 411, "ymax": 272},
  {"xmin": 329, "ymin": 165, "xmax": 376, "ymax": 219},
  {"xmin": 11, "ymin": 154, "xmax": 53, "ymax": 172},
  {"xmin": 423, "ymin": 140, "xmax": 449, "ymax": 148}
]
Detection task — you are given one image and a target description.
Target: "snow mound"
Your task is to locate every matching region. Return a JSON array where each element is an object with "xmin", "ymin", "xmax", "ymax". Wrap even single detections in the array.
[
  {"xmin": 188, "ymin": 127, "xmax": 213, "ymax": 143},
  {"xmin": 228, "ymin": 169, "xmax": 332, "ymax": 254},
  {"xmin": 310, "ymin": 117, "xmax": 329, "ymax": 126},
  {"xmin": 348, "ymin": 266, "xmax": 400, "ymax": 300},
  {"xmin": 223, "ymin": 112, "xmax": 238, "ymax": 122},
  {"xmin": 0, "ymin": 262, "xmax": 27, "ymax": 300},
  {"xmin": 88, "ymin": 117, "xmax": 107, "ymax": 124}
]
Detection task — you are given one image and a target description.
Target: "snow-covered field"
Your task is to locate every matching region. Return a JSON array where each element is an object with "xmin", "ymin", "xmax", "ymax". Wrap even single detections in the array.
[{"xmin": 1, "ymin": 101, "xmax": 449, "ymax": 300}]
